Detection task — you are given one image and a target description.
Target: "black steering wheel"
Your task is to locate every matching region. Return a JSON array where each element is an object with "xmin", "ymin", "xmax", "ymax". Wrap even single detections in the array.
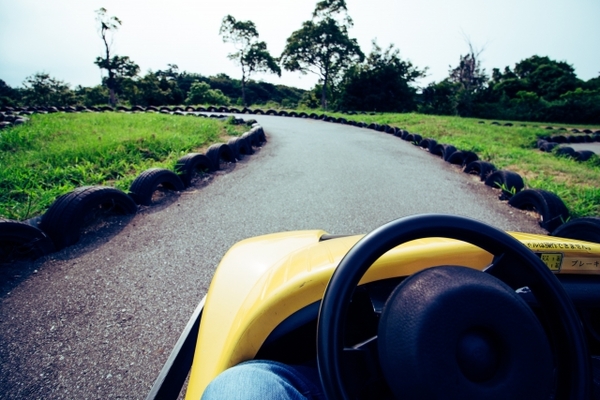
[{"xmin": 317, "ymin": 214, "xmax": 590, "ymax": 399}]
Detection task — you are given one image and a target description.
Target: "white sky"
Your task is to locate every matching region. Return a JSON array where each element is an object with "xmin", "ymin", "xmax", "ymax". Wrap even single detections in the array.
[{"xmin": 1, "ymin": 0, "xmax": 599, "ymax": 91}]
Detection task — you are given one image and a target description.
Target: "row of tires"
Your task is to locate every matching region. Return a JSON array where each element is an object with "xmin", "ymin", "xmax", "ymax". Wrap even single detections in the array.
[
  {"xmin": 540, "ymin": 133, "xmax": 600, "ymax": 144},
  {"xmin": 0, "ymin": 125, "xmax": 266, "ymax": 263},
  {"xmin": 535, "ymin": 139, "xmax": 598, "ymax": 162},
  {"xmin": 541, "ymin": 126, "xmax": 600, "ymax": 134}
]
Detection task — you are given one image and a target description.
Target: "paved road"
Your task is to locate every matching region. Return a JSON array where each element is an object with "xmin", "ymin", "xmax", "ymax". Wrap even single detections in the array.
[{"xmin": 0, "ymin": 116, "xmax": 544, "ymax": 399}]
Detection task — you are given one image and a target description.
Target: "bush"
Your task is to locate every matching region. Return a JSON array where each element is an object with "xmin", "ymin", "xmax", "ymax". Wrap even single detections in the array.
[{"xmin": 185, "ymin": 82, "xmax": 230, "ymax": 106}]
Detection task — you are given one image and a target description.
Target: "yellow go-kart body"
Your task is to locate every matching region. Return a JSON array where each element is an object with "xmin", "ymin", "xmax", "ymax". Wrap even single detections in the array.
[{"xmin": 147, "ymin": 224, "xmax": 600, "ymax": 399}]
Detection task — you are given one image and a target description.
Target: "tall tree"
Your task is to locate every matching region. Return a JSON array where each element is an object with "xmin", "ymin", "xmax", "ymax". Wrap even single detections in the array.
[
  {"xmin": 219, "ymin": 15, "xmax": 281, "ymax": 107},
  {"xmin": 280, "ymin": 0, "xmax": 363, "ymax": 109},
  {"xmin": 94, "ymin": 8, "xmax": 139, "ymax": 106}
]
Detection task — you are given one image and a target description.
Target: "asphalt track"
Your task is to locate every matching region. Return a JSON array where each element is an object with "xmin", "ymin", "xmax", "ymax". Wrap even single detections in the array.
[{"xmin": 0, "ymin": 115, "xmax": 546, "ymax": 399}]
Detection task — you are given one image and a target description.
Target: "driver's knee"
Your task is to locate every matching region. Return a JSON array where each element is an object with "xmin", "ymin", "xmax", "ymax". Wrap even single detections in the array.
[{"xmin": 201, "ymin": 360, "xmax": 324, "ymax": 400}]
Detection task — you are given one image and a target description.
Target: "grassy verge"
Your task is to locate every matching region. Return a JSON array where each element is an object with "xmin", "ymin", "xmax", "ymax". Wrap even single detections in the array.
[
  {"xmin": 334, "ymin": 112, "xmax": 600, "ymax": 218},
  {"xmin": 0, "ymin": 112, "xmax": 247, "ymax": 220}
]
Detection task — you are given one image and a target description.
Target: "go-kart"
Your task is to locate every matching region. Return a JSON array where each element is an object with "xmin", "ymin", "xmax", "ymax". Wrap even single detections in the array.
[{"xmin": 147, "ymin": 214, "xmax": 600, "ymax": 399}]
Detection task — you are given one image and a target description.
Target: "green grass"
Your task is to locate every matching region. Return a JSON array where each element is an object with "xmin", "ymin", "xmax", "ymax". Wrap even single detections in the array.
[
  {"xmin": 332, "ymin": 112, "xmax": 600, "ymax": 218},
  {"xmin": 0, "ymin": 112, "xmax": 246, "ymax": 220}
]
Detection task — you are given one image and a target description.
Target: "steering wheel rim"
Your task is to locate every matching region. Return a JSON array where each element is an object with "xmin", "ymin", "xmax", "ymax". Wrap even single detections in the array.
[{"xmin": 316, "ymin": 214, "xmax": 590, "ymax": 399}]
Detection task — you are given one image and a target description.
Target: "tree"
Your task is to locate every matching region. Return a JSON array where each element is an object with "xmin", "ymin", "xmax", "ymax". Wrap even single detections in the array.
[
  {"xmin": 0, "ymin": 79, "xmax": 19, "ymax": 107},
  {"xmin": 280, "ymin": 0, "xmax": 364, "ymax": 109},
  {"xmin": 448, "ymin": 42, "xmax": 488, "ymax": 116},
  {"xmin": 21, "ymin": 73, "xmax": 76, "ymax": 106},
  {"xmin": 494, "ymin": 56, "xmax": 581, "ymax": 101},
  {"xmin": 94, "ymin": 8, "xmax": 139, "ymax": 106},
  {"xmin": 219, "ymin": 15, "xmax": 281, "ymax": 107},
  {"xmin": 185, "ymin": 82, "xmax": 230, "ymax": 106},
  {"xmin": 337, "ymin": 41, "xmax": 426, "ymax": 112}
]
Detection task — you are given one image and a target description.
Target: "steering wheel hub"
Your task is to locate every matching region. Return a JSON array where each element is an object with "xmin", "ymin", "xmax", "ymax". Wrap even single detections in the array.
[{"xmin": 378, "ymin": 266, "xmax": 552, "ymax": 399}]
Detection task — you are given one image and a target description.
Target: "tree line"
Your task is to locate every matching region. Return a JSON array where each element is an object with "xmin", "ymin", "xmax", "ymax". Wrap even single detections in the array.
[{"xmin": 1, "ymin": 0, "xmax": 598, "ymax": 124}]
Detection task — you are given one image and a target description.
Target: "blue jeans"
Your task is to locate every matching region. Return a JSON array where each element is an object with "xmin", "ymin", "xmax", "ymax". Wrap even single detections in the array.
[{"xmin": 201, "ymin": 360, "xmax": 326, "ymax": 400}]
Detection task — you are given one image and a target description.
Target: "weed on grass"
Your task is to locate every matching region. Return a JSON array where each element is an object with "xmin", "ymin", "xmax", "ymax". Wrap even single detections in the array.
[{"xmin": 0, "ymin": 112, "xmax": 246, "ymax": 220}]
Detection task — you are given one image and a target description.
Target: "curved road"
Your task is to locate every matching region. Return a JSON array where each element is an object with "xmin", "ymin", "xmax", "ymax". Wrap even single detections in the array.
[{"xmin": 0, "ymin": 116, "xmax": 544, "ymax": 399}]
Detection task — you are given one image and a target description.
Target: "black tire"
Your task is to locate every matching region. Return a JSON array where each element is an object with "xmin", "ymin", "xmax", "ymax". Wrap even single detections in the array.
[
  {"xmin": 250, "ymin": 126, "xmax": 266, "ymax": 145},
  {"xmin": 484, "ymin": 170, "xmax": 524, "ymax": 198},
  {"xmin": 508, "ymin": 189, "xmax": 570, "ymax": 231},
  {"xmin": 574, "ymin": 150, "xmax": 595, "ymax": 162},
  {"xmin": 430, "ymin": 143, "xmax": 446, "ymax": 157},
  {"xmin": 129, "ymin": 168, "xmax": 185, "ymax": 206},
  {"xmin": 540, "ymin": 142, "xmax": 558, "ymax": 152},
  {"xmin": 40, "ymin": 186, "xmax": 137, "ymax": 249},
  {"xmin": 175, "ymin": 153, "xmax": 212, "ymax": 187},
  {"xmin": 419, "ymin": 138, "xmax": 437, "ymax": 152},
  {"xmin": 241, "ymin": 132, "xmax": 259, "ymax": 151},
  {"xmin": 447, "ymin": 151, "xmax": 479, "ymax": 167},
  {"xmin": 266, "ymin": 109, "xmax": 278, "ymax": 116},
  {"xmin": 404, "ymin": 133, "xmax": 422, "ymax": 144},
  {"xmin": 0, "ymin": 219, "xmax": 55, "ymax": 262},
  {"xmin": 434, "ymin": 144, "xmax": 457, "ymax": 161},
  {"xmin": 555, "ymin": 147, "xmax": 575, "ymax": 158},
  {"xmin": 228, "ymin": 136, "xmax": 252, "ymax": 160},
  {"xmin": 536, "ymin": 139, "xmax": 548, "ymax": 149},
  {"xmin": 551, "ymin": 217, "xmax": 600, "ymax": 244},
  {"xmin": 289, "ymin": 111, "xmax": 299, "ymax": 118},
  {"xmin": 205, "ymin": 143, "xmax": 236, "ymax": 171},
  {"xmin": 464, "ymin": 160, "xmax": 497, "ymax": 181},
  {"xmin": 569, "ymin": 135, "xmax": 584, "ymax": 143}
]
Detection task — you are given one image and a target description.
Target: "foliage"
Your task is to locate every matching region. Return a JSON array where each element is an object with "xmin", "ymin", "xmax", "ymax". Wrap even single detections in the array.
[
  {"xmin": 185, "ymin": 82, "xmax": 230, "ymax": 106},
  {"xmin": 0, "ymin": 113, "xmax": 242, "ymax": 220},
  {"xmin": 219, "ymin": 15, "xmax": 281, "ymax": 107},
  {"xmin": 0, "ymin": 79, "xmax": 19, "ymax": 107},
  {"xmin": 420, "ymin": 54, "xmax": 600, "ymax": 124},
  {"xmin": 20, "ymin": 73, "xmax": 76, "ymax": 107},
  {"xmin": 280, "ymin": 0, "xmax": 363, "ymax": 109},
  {"xmin": 336, "ymin": 41, "xmax": 425, "ymax": 112}
]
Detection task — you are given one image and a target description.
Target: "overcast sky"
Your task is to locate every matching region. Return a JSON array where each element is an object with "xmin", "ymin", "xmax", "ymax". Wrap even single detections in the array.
[{"xmin": 1, "ymin": 0, "xmax": 599, "ymax": 91}]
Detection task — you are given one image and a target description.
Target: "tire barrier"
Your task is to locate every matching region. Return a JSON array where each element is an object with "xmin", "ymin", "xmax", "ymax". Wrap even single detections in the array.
[
  {"xmin": 535, "ymin": 135, "xmax": 598, "ymax": 162},
  {"xmin": 205, "ymin": 143, "xmax": 236, "ymax": 171},
  {"xmin": 39, "ymin": 186, "xmax": 138, "ymax": 250},
  {"xmin": 464, "ymin": 161, "xmax": 497, "ymax": 181},
  {"xmin": 484, "ymin": 170, "xmax": 525, "ymax": 199},
  {"xmin": 447, "ymin": 151, "xmax": 479, "ymax": 167},
  {"xmin": 550, "ymin": 217, "xmax": 600, "ymax": 244},
  {"xmin": 508, "ymin": 189, "xmax": 569, "ymax": 232},
  {"xmin": 129, "ymin": 168, "xmax": 185, "ymax": 206},
  {"xmin": 228, "ymin": 136, "xmax": 253, "ymax": 160},
  {"xmin": 0, "ymin": 219, "xmax": 55, "ymax": 263},
  {"xmin": 1, "ymin": 106, "xmax": 267, "ymax": 258},
  {"xmin": 175, "ymin": 153, "xmax": 212, "ymax": 187}
]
